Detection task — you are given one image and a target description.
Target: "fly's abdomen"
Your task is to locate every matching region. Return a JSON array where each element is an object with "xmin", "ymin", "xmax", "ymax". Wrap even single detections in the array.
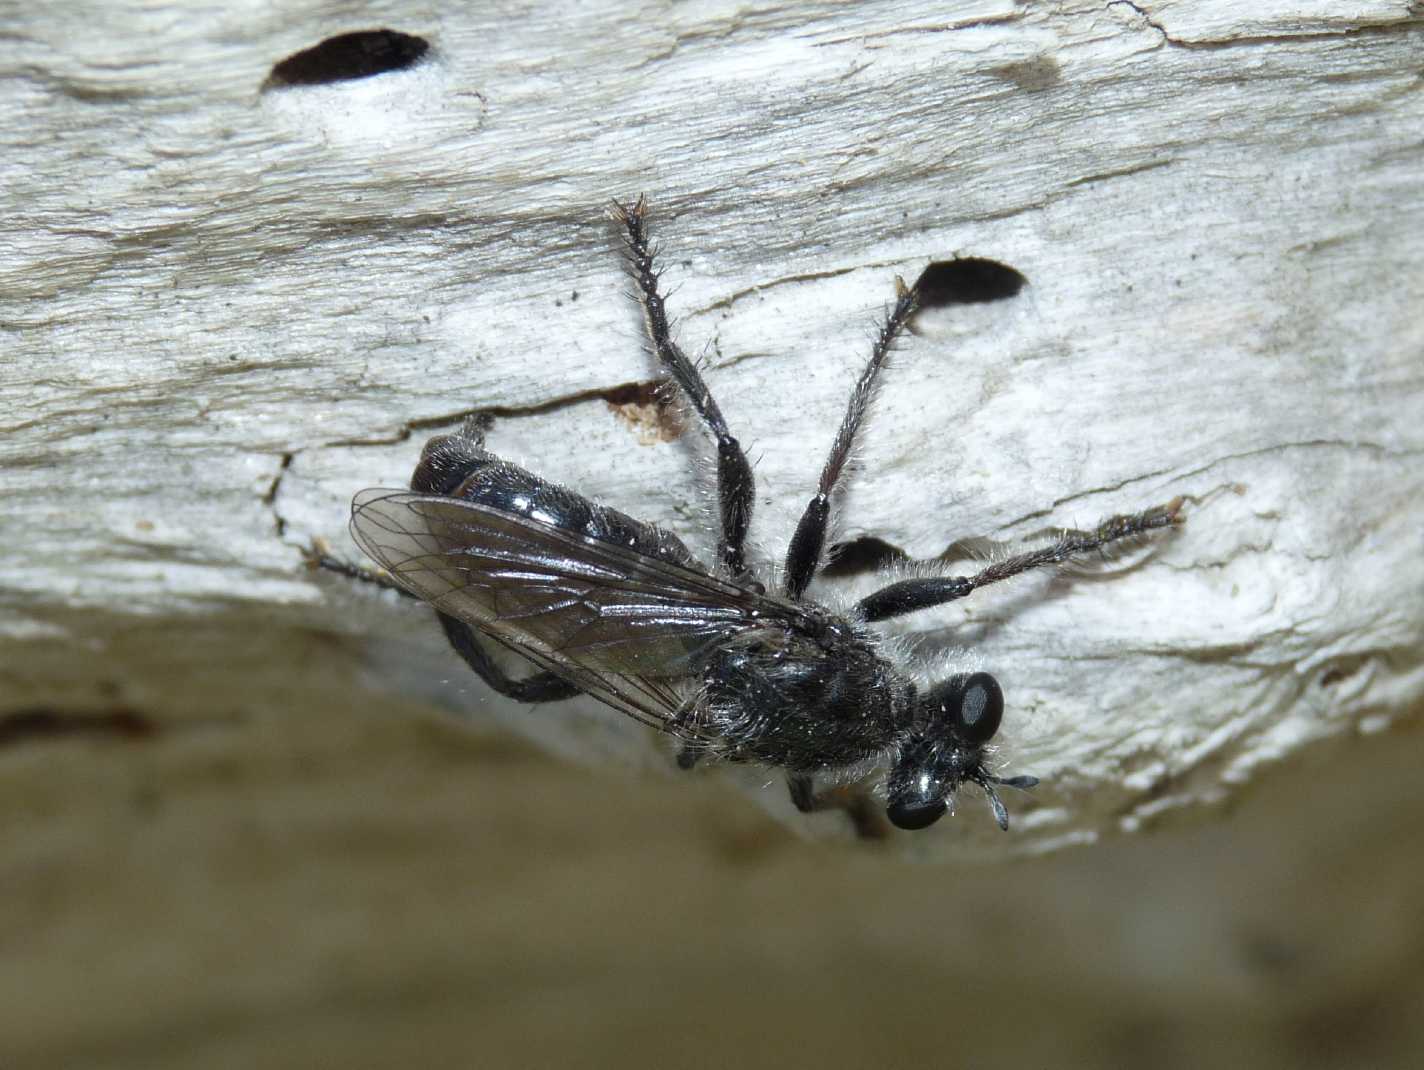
[{"xmin": 414, "ymin": 426, "xmax": 700, "ymax": 571}]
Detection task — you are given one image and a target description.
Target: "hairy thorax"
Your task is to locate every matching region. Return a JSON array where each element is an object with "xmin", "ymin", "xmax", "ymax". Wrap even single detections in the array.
[{"xmin": 698, "ymin": 607, "xmax": 915, "ymax": 772}]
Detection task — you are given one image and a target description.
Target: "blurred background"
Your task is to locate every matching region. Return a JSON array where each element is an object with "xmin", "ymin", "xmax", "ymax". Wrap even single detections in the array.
[{"xmin": 2, "ymin": 615, "xmax": 1421, "ymax": 1068}]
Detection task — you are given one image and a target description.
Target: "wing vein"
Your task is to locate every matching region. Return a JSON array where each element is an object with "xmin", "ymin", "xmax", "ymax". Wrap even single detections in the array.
[{"xmin": 351, "ymin": 489, "xmax": 800, "ymax": 732}]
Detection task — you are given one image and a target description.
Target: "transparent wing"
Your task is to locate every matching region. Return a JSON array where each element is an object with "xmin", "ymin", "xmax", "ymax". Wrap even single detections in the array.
[{"xmin": 349, "ymin": 489, "xmax": 792, "ymax": 731}]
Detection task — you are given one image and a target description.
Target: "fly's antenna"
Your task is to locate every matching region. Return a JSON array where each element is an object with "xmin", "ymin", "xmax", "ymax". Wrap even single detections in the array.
[
  {"xmin": 984, "ymin": 780, "xmax": 1010, "ymax": 830},
  {"xmin": 977, "ymin": 771, "xmax": 1040, "ymax": 830},
  {"xmin": 995, "ymin": 774, "xmax": 1040, "ymax": 790}
]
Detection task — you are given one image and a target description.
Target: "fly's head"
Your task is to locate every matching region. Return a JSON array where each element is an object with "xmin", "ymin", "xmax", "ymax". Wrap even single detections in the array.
[{"xmin": 886, "ymin": 672, "xmax": 1039, "ymax": 832}]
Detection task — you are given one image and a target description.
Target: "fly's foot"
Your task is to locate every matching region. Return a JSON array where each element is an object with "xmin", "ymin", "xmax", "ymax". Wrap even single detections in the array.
[{"xmin": 788, "ymin": 774, "xmax": 890, "ymax": 841}]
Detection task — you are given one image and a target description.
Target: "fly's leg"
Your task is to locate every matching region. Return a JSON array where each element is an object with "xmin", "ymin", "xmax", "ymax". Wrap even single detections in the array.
[
  {"xmin": 307, "ymin": 543, "xmax": 581, "ymax": 702},
  {"xmin": 783, "ymin": 278, "xmax": 923, "ymax": 600},
  {"xmin": 437, "ymin": 613, "xmax": 582, "ymax": 702},
  {"xmin": 315, "ymin": 416, "xmax": 584, "ymax": 704},
  {"xmin": 413, "ymin": 418, "xmax": 582, "ymax": 701},
  {"xmin": 613, "ymin": 198, "xmax": 757, "ymax": 582},
  {"xmin": 857, "ymin": 498, "xmax": 1184, "ymax": 622},
  {"xmin": 671, "ymin": 700, "xmax": 714, "ymax": 770},
  {"xmin": 306, "ymin": 537, "xmax": 416, "ymax": 597},
  {"xmin": 788, "ymin": 774, "xmax": 890, "ymax": 841},
  {"xmin": 783, "ymin": 259, "xmax": 1028, "ymax": 599}
]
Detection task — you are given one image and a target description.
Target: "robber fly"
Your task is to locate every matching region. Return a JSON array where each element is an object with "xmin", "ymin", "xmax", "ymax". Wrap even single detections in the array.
[{"xmin": 329, "ymin": 198, "xmax": 1182, "ymax": 837}]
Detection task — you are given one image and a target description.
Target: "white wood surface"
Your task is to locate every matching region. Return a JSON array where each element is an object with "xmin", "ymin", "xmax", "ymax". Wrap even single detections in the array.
[{"xmin": 1, "ymin": 0, "xmax": 1421, "ymax": 854}]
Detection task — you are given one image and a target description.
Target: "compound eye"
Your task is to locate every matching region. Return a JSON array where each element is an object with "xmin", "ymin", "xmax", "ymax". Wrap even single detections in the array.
[
  {"xmin": 887, "ymin": 796, "xmax": 948, "ymax": 831},
  {"xmin": 951, "ymin": 672, "xmax": 1003, "ymax": 744}
]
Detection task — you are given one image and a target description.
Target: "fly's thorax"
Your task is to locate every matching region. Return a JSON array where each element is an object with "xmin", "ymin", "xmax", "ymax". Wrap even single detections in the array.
[{"xmin": 696, "ymin": 613, "xmax": 916, "ymax": 770}]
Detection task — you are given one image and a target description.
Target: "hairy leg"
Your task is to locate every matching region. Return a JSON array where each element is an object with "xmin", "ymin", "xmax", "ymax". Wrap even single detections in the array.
[
  {"xmin": 783, "ymin": 278, "xmax": 923, "ymax": 600},
  {"xmin": 306, "ymin": 542, "xmax": 581, "ymax": 702},
  {"xmin": 613, "ymin": 197, "xmax": 757, "ymax": 581},
  {"xmin": 858, "ymin": 498, "xmax": 1184, "ymax": 622}
]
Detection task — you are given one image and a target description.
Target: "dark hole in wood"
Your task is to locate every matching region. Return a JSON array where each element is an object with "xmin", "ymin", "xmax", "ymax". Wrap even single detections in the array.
[
  {"xmin": 820, "ymin": 536, "xmax": 909, "ymax": 578},
  {"xmin": 0, "ymin": 707, "xmax": 157, "ymax": 749},
  {"xmin": 1319, "ymin": 659, "xmax": 1365, "ymax": 687},
  {"xmin": 267, "ymin": 29, "xmax": 430, "ymax": 88},
  {"xmin": 913, "ymin": 257, "xmax": 1027, "ymax": 307}
]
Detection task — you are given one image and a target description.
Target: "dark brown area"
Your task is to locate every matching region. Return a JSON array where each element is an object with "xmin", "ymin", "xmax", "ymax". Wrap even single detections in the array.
[
  {"xmin": 266, "ymin": 30, "xmax": 429, "ymax": 88},
  {"xmin": 819, "ymin": 535, "xmax": 908, "ymax": 577},
  {"xmin": 991, "ymin": 55, "xmax": 1064, "ymax": 92},
  {"xmin": 0, "ymin": 706, "xmax": 156, "ymax": 748},
  {"xmin": 914, "ymin": 257, "xmax": 1027, "ymax": 306},
  {"xmin": 603, "ymin": 381, "xmax": 684, "ymax": 443}
]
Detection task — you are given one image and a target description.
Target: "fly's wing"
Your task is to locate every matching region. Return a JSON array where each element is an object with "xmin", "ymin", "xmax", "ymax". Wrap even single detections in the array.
[{"xmin": 349, "ymin": 489, "xmax": 792, "ymax": 732}]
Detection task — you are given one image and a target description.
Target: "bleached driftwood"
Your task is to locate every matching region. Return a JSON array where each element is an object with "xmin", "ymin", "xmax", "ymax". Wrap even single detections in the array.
[{"xmin": 2, "ymin": 0, "xmax": 1421, "ymax": 856}]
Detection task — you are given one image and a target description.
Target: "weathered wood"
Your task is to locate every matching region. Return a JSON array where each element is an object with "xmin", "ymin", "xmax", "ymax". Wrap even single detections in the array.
[{"xmin": 2, "ymin": 1, "xmax": 1421, "ymax": 859}]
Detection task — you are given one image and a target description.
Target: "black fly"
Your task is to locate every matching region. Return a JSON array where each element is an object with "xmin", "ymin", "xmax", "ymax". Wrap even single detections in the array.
[{"xmin": 324, "ymin": 198, "xmax": 1182, "ymax": 837}]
